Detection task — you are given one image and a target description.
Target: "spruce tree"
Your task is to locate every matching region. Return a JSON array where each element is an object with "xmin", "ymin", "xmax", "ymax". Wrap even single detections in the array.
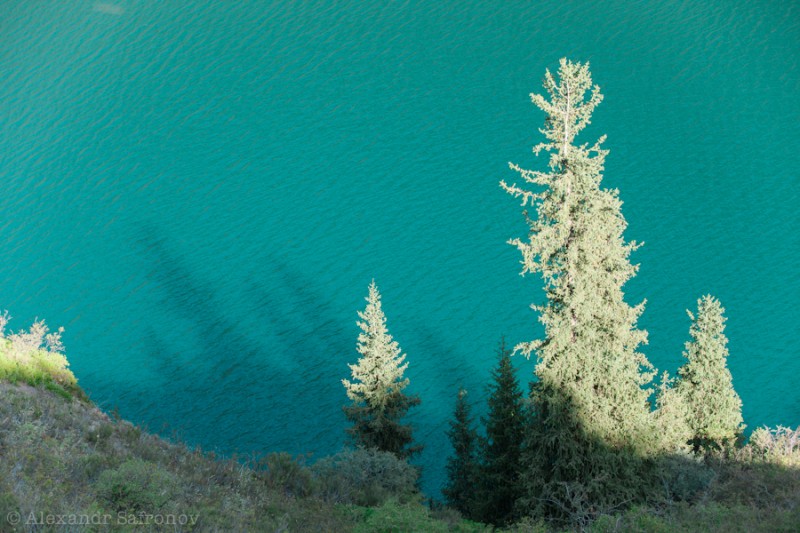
[
  {"xmin": 501, "ymin": 59, "xmax": 659, "ymax": 522},
  {"xmin": 478, "ymin": 338, "xmax": 526, "ymax": 526},
  {"xmin": 342, "ymin": 281, "xmax": 421, "ymax": 459},
  {"xmin": 653, "ymin": 371, "xmax": 693, "ymax": 453},
  {"xmin": 443, "ymin": 388, "xmax": 479, "ymax": 519},
  {"xmin": 676, "ymin": 295, "xmax": 744, "ymax": 452}
]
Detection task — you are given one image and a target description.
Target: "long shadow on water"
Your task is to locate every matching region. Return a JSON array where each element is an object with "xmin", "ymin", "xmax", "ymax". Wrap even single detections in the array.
[{"xmin": 107, "ymin": 224, "xmax": 355, "ymax": 459}]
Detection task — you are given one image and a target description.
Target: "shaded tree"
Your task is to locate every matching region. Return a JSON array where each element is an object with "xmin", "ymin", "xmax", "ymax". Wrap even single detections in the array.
[
  {"xmin": 342, "ymin": 281, "xmax": 421, "ymax": 459},
  {"xmin": 442, "ymin": 388, "xmax": 479, "ymax": 518},
  {"xmin": 676, "ymin": 295, "xmax": 744, "ymax": 453},
  {"xmin": 501, "ymin": 59, "xmax": 661, "ymax": 523},
  {"xmin": 478, "ymin": 338, "xmax": 526, "ymax": 526}
]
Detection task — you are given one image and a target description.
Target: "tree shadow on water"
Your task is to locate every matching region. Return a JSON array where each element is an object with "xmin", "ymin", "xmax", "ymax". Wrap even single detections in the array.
[{"xmin": 106, "ymin": 224, "xmax": 355, "ymax": 458}]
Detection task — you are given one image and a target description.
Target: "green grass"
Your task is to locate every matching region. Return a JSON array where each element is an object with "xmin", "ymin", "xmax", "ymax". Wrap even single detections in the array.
[
  {"xmin": 0, "ymin": 322, "xmax": 86, "ymax": 401},
  {"xmin": 351, "ymin": 499, "xmax": 490, "ymax": 533}
]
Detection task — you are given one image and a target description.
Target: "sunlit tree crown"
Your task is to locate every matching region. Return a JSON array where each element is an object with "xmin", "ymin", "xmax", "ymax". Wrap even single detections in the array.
[
  {"xmin": 677, "ymin": 295, "xmax": 744, "ymax": 450},
  {"xmin": 343, "ymin": 281, "xmax": 410, "ymax": 409}
]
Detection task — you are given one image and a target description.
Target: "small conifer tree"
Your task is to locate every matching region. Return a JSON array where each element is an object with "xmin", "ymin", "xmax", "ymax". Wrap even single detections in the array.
[
  {"xmin": 342, "ymin": 281, "xmax": 421, "ymax": 459},
  {"xmin": 676, "ymin": 295, "xmax": 744, "ymax": 452},
  {"xmin": 653, "ymin": 371, "xmax": 693, "ymax": 453},
  {"xmin": 478, "ymin": 339, "xmax": 526, "ymax": 526},
  {"xmin": 443, "ymin": 388, "xmax": 479, "ymax": 518}
]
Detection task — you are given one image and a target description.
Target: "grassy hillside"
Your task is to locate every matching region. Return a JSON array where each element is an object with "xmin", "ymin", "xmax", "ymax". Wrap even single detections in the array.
[
  {"xmin": 0, "ymin": 317, "xmax": 488, "ymax": 532},
  {"xmin": 0, "ymin": 316, "xmax": 798, "ymax": 532},
  {"xmin": 0, "ymin": 381, "xmax": 497, "ymax": 532},
  {"xmin": 1, "ymin": 380, "xmax": 798, "ymax": 532}
]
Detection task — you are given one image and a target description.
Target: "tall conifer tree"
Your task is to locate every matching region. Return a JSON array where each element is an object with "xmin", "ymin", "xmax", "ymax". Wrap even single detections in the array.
[
  {"xmin": 478, "ymin": 339, "xmax": 525, "ymax": 526},
  {"xmin": 443, "ymin": 388, "xmax": 479, "ymax": 519},
  {"xmin": 501, "ymin": 59, "xmax": 659, "ymax": 522},
  {"xmin": 342, "ymin": 281, "xmax": 421, "ymax": 459},
  {"xmin": 676, "ymin": 295, "xmax": 743, "ymax": 452}
]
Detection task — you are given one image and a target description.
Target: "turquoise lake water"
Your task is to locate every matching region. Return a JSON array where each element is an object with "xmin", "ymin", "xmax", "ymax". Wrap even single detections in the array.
[{"xmin": 1, "ymin": 1, "xmax": 798, "ymax": 494}]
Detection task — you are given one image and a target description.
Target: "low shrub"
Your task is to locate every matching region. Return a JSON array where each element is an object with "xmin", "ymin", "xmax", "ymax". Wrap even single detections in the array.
[
  {"xmin": 501, "ymin": 516, "xmax": 549, "ymax": 532},
  {"xmin": 95, "ymin": 459, "xmax": 179, "ymax": 513},
  {"xmin": 590, "ymin": 506, "xmax": 673, "ymax": 533},
  {"xmin": 43, "ymin": 381, "xmax": 72, "ymax": 401},
  {"xmin": 656, "ymin": 453, "xmax": 715, "ymax": 503},
  {"xmin": 254, "ymin": 452, "xmax": 315, "ymax": 498},
  {"xmin": 0, "ymin": 491, "xmax": 19, "ymax": 533},
  {"xmin": 0, "ymin": 314, "xmax": 84, "ymax": 399},
  {"xmin": 73, "ymin": 453, "xmax": 117, "ymax": 484},
  {"xmin": 353, "ymin": 499, "xmax": 488, "ymax": 533},
  {"xmin": 84, "ymin": 422, "xmax": 115, "ymax": 449},
  {"xmin": 312, "ymin": 447, "xmax": 419, "ymax": 506},
  {"xmin": 743, "ymin": 426, "xmax": 800, "ymax": 467}
]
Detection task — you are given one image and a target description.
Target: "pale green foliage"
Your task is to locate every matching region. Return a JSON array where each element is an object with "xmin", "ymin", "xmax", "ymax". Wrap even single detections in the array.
[
  {"xmin": 744, "ymin": 426, "xmax": 800, "ymax": 467},
  {"xmin": 501, "ymin": 59, "xmax": 655, "ymax": 447},
  {"xmin": 676, "ymin": 295, "xmax": 744, "ymax": 451},
  {"xmin": 653, "ymin": 371, "xmax": 692, "ymax": 453},
  {"xmin": 0, "ymin": 311, "xmax": 77, "ymax": 390},
  {"xmin": 502, "ymin": 59, "xmax": 662, "ymax": 522},
  {"xmin": 342, "ymin": 282, "xmax": 421, "ymax": 458},
  {"xmin": 343, "ymin": 281, "xmax": 410, "ymax": 409}
]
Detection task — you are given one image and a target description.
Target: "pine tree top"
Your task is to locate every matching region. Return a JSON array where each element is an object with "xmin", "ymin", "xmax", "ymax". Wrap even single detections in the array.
[
  {"xmin": 680, "ymin": 295, "xmax": 734, "ymax": 381},
  {"xmin": 443, "ymin": 387, "xmax": 479, "ymax": 517},
  {"xmin": 449, "ymin": 388, "xmax": 477, "ymax": 439},
  {"xmin": 342, "ymin": 281, "xmax": 410, "ymax": 410},
  {"xmin": 484, "ymin": 339, "xmax": 524, "ymax": 419}
]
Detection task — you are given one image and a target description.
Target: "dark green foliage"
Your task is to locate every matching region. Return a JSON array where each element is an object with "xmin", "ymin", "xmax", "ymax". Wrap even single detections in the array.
[
  {"xmin": 311, "ymin": 447, "xmax": 419, "ymax": 506},
  {"xmin": 518, "ymin": 385, "xmax": 659, "ymax": 526},
  {"xmin": 343, "ymin": 392, "xmax": 422, "ymax": 460},
  {"xmin": 43, "ymin": 380, "xmax": 72, "ymax": 401},
  {"xmin": 477, "ymin": 340, "xmax": 525, "ymax": 525},
  {"xmin": 95, "ymin": 459, "xmax": 178, "ymax": 513},
  {"xmin": 656, "ymin": 454, "xmax": 715, "ymax": 503},
  {"xmin": 443, "ymin": 388, "xmax": 479, "ymax": 518},
  {"xmin": 84, "ymin": 422, "xmax": 115, "ymax": 450},
  {"xmin": 256, "ymin": 452, "xmax": 315, "ymax": 498},
  {"xmin": 676, "ymin": 295, "xmax": 744, "ymax": 453}
]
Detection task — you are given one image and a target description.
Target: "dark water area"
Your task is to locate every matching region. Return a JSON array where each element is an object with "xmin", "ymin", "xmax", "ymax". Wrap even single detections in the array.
[{"xmin": 1, "ymin": 1, "xmax": 798, "ymax": 494}]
